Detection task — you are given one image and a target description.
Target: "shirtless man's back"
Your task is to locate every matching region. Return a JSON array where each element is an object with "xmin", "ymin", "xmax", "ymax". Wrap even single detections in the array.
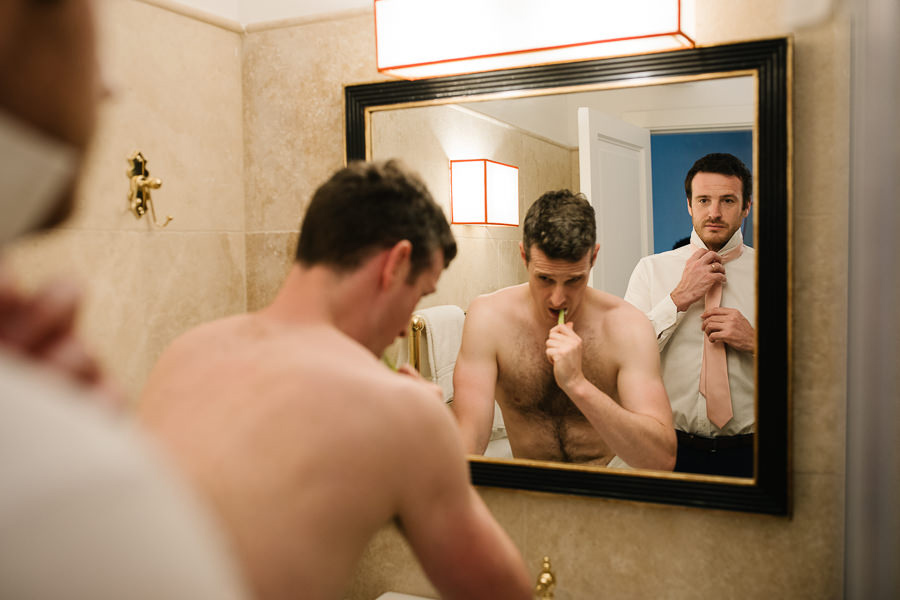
[
  {"xmin": 453, "ymin": 190, "xmax": 676, "ymax": 470},
  {"xmin": 140, "ymin": 161, "xmax": 531, "ymax": 600}
]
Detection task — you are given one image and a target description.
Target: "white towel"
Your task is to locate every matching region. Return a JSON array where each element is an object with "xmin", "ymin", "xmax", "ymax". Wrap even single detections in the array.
[{"xmin": 414, "ymin": 305, "xmax": 465, "ymax": 403}]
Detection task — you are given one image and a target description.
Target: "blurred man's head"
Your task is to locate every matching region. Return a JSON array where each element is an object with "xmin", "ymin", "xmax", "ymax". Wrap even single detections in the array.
[
  {"xmin": 0, "ymin": 0, "xmax": 104, "ymax": 238},
  {"xmin": 0, "ymin": 0, "xmax": 102, "ymax": 149}
]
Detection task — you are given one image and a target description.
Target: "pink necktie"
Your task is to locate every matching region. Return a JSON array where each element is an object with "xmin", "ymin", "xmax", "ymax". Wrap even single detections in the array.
[{"xmin": 695, "ymin": 242, "xmax": 743, "ymax": 429}]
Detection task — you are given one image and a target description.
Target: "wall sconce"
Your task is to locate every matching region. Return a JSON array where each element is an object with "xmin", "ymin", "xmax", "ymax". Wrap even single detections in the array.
[
  {"xmin": 375, "ymin": 0, "xmax": 695, "ymax": 79},
  {"xmin": 450, "ymin": 159, "xmax": 519, "ymax": 226}
]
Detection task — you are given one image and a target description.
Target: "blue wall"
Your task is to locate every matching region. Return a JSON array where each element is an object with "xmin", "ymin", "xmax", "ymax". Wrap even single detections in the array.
[{"xmin": 650, "ymin": 131, "xmax": 753, "ymax": 253}]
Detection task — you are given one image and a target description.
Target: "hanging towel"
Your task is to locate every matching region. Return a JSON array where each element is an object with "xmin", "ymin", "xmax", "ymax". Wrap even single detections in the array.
[{"xmin": 414, "ymin": 305, "xmax": 466, "ymax": 403}]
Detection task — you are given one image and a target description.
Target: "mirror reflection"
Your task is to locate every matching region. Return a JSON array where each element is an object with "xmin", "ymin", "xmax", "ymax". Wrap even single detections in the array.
[{"xmin": 374, "ymin": 75, "xmax": 758, "ymax": 479}]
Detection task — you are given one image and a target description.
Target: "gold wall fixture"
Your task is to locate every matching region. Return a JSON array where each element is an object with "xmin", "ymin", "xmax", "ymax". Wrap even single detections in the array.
[
  {"xmin": 408, "ymin": 314, "xmax": 425, "ymax": 372},
  {"xmin": 534, "ymin": 556, "xmax": 556, "ymax": 599},
  {"xmin": 126, "ymin": 151, "xmax": 172, "ymax": 228}
]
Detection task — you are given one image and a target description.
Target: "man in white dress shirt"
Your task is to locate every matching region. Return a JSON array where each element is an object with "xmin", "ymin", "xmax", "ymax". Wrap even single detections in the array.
[{"xmin": 625, "ymin": 153, "xmax": 756, "ymax": 477}]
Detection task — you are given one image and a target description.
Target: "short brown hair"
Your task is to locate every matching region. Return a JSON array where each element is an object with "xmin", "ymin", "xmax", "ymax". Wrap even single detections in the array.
[
  {"xmin": 296, "ymin": 160, "xmax": 456, "ymax": 280},
  {"xmin": 522, "ymin": 190, "xmax": 596, "ymax": 262},
  {"xmin": 684, "ymin": 153, "xmax": 753, "ymax": 209}
]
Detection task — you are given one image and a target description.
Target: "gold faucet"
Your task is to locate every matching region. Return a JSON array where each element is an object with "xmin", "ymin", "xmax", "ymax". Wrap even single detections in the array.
[
  {"xmin": 534, "ymin": 555, "xmax": 556, "ymax": 599},
  {"xmin": 127, "ymin": 151, "xmax": 172, "ymax": 228}
]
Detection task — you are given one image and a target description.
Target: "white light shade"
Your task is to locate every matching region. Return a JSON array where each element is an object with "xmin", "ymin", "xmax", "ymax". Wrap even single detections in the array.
[
  {"xmin": 450, "ymin": 159, "xmax": 519, "ymax": 226},
  {"xmin": 375, "ymin": 0, "xmax": 695, "ymax": 79}
]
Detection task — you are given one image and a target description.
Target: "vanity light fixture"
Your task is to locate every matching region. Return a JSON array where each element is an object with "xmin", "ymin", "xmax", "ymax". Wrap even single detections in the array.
[
  {"xmin": 449, "ymin": 159, "xmax": 519, "ymax": 226},
  {"xmin": 374, "ymin": 0, "xmax": 696, "ymax": 79}
]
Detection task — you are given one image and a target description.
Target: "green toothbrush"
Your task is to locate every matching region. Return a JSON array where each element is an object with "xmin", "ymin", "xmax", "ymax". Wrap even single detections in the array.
[{"xmin": 558, "ymin": 308, "xmax": 566, "ymax": 326}]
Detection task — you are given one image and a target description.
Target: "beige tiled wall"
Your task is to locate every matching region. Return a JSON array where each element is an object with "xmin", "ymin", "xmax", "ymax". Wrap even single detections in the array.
[
  {"xmin": 4, "ymin": 0, "xmax": 246, "ymax": 400},
  {"xmin": 4, "ymin": 0, "xmax": 850, "ymax": 597}
]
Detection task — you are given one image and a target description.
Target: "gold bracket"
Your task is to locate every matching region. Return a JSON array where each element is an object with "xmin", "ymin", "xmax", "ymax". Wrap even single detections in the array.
[
  {"xmin": 534, "ymin": 556, "xmax": 556, "ymax": 599},
  {"xmin": 409, "ymin": 314, "xmax": 425, "ymax": 372},
  {"xmin": 127, "ymin": 151, "xmax": 172, "ymax": 228}
]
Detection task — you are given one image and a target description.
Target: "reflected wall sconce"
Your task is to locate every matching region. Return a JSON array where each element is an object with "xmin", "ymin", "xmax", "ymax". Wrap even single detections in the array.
[
  {"xmin": 450, "ymin": 159, "xmax": 519, "ymax": 226},
  {"xmin": 375, "ymin": 0, "xmax": 696, "ymax": 79}
]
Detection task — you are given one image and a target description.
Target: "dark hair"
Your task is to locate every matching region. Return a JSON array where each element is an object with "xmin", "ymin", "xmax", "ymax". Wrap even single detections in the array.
[
  {"xmin": 296, "ymin": 160, "xmax": 456, "ymax": 280},
  {"xmin": 522, "ymin": 190, "xmax": 596, "ymax": 262},
  {"xmin": 684, "ymin": 153, "xmax": 753, "ymax": 209}
]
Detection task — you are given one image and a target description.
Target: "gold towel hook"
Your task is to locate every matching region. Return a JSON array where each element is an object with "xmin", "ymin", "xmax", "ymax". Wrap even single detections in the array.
[{"xmin": 127, "ymin": 151, "xmax": 172, "ymax": 228}]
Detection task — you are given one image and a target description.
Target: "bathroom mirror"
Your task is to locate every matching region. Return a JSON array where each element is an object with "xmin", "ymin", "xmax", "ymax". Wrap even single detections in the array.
[{"xmin": 346, "ymin": 38, "xmax": 790, "ymax": 514}]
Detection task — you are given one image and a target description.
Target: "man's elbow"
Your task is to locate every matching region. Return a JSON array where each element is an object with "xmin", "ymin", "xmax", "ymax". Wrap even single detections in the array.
[
  {"xmin": 658, "ymin": 428, "xmax": 677, "ymax": 471},
  {"xmin": 452, "ymin": 414, "xmax": 489, "ymax": 455}
]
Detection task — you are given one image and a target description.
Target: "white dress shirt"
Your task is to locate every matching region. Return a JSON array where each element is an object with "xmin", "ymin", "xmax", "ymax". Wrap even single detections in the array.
[
  {"xmin": 0, "ymin": 350, "xmax": 250, "ymax": 599},
  {"xmin": 624, "ymin": 230, "xmax": 756, "ymax": 437}
]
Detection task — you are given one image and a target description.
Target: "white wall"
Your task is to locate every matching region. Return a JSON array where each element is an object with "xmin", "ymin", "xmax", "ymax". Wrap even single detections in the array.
[
  {"xmin": 171, "ymin": 0, "xmax": 239, "ymax": 21},
  {"xmin": 171, "ymin": 0, "xmax": 370, "ymax": 24}
]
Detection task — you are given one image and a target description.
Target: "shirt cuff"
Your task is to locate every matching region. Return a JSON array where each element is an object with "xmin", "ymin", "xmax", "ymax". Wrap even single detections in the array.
[{"xmin": 648, "ymin": 293, "xmax": 683, "ymax": 347}]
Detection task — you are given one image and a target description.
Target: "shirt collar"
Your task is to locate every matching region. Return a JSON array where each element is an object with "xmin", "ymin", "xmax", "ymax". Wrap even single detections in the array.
[{"xmin": 689, "ymin": 228, "xmax": 744, "ymax": 255}]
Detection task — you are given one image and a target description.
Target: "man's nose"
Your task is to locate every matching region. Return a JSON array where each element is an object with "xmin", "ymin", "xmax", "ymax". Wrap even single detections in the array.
[
  {"xmin": 708, "ymin": 200, "xmax": 722, "ymax": 219},
  {"xmin": 550, "ymin": 285, "xmax": 566, "ymax": 307}
]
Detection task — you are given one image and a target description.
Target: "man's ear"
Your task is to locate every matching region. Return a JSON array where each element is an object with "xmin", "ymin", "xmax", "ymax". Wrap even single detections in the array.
[
  {"xmin": 590, "ymin": 243, "xmax": 600, "ymax": 267},
  {"xmin": 519, "ymin": 242, "xmax": 528, "ymax": 266},
  {"xmin": 381, "ymin": 240, "xmax": 412, "ymax": 289},
  {"xmin": 741, "ymin": 198, "xmax": 752, "ymax": 220},
  {"xmin": 686, "ymin": 196, "xmax": 693, "ymax": 217}
]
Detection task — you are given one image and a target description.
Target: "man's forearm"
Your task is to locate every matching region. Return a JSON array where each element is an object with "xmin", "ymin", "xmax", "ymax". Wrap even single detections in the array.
[
  {"xmin": 452, "ymin": 406, "xmax": 491, "ymax": 455},
  {"xmin": 563, "ymin": 377, "xmax": 676, "ymax": 471}
]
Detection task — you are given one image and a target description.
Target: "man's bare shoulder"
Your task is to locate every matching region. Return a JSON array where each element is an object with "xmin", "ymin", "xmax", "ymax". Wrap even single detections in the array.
[
  {"xmin": 145, "ymin": 314, "xmax": 457, "ymax": 457},
  {"xmin": 584, "ymin": 289, "xmax": 656, "ymax": 342}
]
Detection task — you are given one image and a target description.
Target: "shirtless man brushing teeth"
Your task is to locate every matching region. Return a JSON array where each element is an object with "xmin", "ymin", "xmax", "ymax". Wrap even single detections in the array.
[{"xmin": 452, "ymin": 190, "xmax": 676, "ymax": 470}]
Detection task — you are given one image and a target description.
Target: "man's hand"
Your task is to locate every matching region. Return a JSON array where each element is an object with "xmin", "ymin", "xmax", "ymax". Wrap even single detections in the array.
[
  {"xmin": 0, "ymin": 267, "xmax": 124, "ymax": 411},
  {"xmin": 669, "ymin": 248, "xmax": 726, "ymax": 312},
  {"xmin": 701, "ymin": 307, "xmax": 755, "ymax": 353},
  {"xmin": 545, "ymin": 322, "xmax": 585, "ymax": 391}
]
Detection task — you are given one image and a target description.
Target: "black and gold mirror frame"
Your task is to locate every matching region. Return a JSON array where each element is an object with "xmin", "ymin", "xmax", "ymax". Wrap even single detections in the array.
[{"xmin": 345, "ymin": 38, "xmax": 791, "ymax": 515}]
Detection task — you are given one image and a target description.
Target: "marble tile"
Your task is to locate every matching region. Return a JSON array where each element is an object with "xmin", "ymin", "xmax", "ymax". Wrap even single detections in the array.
[
  {"xmin": 791, "ymin": 22, "xmax": 852, "ymax": 219},
  {"xmin": 346, "ymin": 525, "xmax": 436, "ymax": 600},
  {"xmin": 425, "ymin": 237, "xmax": 502, "ymax": 311},
  {"xmin": 4, "ymin": 229, "xmax": 245, "ymax": 403},
  {"xmin": 693, "ymin": 1, "xmax": 787, "ymax": 46},
  {"xmin": 71, "ymin": 0, "xmax": 245, "ymax": 234},
  {"xmin": 131, "ymin": 231, "xmax": 246, "ymax": 393},
  {"xmin": 790, "ymin": 212, "xmax": 848, "ymax": 475},
  {"xmin": 478, "ymin": 486, "xmax": 531, "ymax": 554},
  {"xmin": 791, "ymin": 213, "xmax": 849, "ymax": 394},
  {"xmin": 498, "ymin": 239, "xmax": 528, "ymax": 290},
  {"xmin": 517, "ymin": 473, "xmax": 843, "ymax": 599},
  {"xmin": 243, "ymin": 12, "xmax": 386, "ymax": 233},
  {"xmin": 245, "ymin": 232, "xmax": 298, "ymax": 312}
]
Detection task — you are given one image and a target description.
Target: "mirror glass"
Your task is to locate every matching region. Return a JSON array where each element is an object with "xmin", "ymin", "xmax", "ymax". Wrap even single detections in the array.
[
  {"xmin": 371, "ymin": 76, "xmax": 757, "ymax": 463},
  {"xmin": 346, "ymin": 39, "xmax": 790, "ymax": 514}
]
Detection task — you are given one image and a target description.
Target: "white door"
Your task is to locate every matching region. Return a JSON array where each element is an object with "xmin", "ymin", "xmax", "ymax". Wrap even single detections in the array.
[{"xmin": 577, "ymin": 107, "xmax": 653, "ymax": 298}]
